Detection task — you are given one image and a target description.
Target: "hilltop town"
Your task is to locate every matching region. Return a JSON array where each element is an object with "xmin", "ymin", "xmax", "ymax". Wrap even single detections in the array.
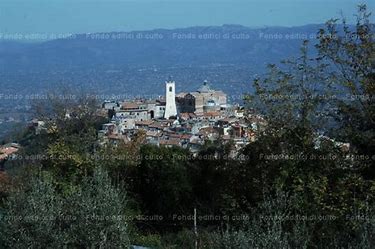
[{"xmin": 99, "ymin": 79, "xmax": 266, "ymax": 154}]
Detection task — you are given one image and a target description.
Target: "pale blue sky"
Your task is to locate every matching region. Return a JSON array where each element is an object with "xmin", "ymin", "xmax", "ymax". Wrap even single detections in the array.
[{"xmin": 0, "ymin": 0, "xmax": 373, "ymax": 34}]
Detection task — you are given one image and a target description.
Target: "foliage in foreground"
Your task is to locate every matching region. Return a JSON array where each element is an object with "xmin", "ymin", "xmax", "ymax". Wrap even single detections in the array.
[
  {"xmin": 212, "ymin": 191, "xmax": 375, "ymax": 249},
  {"xmin": 0, "ymin": 167, "xmax": 129, "ymax": 249}
]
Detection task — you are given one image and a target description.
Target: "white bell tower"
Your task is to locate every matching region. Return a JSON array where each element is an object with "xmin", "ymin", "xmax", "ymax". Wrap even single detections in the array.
[{"xmin": 164, "ymin": 78, "xmax": 177, "ymax": 119}]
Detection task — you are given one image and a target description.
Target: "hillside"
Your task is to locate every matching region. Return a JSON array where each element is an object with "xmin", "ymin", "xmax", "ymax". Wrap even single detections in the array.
[{"xmin": 0, "ymin": 24, "xmax": 323, "ymax": 71}]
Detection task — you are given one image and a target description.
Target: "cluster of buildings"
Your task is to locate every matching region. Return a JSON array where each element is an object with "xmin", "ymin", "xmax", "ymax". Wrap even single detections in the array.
[{"xmin": 99, "ymin": 79, "xmax": 266, "ymax": 154}]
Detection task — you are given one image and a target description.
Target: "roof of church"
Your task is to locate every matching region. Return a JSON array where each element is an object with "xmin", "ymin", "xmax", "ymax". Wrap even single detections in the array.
[{"xmin": 197, "ymin": 80, "xmax": 213, "ymax": 93}]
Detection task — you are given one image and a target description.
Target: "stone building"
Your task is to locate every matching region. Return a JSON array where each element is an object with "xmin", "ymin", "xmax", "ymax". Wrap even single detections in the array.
[{"xmin": 176, "ymin": 80, "xmax": 227, "ymax": 114}]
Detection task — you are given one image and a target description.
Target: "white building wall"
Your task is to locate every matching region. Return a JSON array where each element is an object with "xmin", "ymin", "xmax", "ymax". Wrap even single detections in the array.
[
  {"xmin": 115, "ymin": 110, "xmax": 149, "ymax": 121},
  {"xmin": 153, "ymin": 105, "xmax": 165, "ymax": 119}
]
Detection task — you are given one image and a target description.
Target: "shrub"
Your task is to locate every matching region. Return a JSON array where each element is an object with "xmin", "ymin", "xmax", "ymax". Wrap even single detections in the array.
[{"xmin": 0, "ymin": 167, "xmax": 130, "ymax": 249}]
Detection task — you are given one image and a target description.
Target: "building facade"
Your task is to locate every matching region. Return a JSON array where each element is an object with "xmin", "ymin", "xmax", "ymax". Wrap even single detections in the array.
[{"xmin": 177, "ymin": 81, "xmax": 227, "ymax": 114}]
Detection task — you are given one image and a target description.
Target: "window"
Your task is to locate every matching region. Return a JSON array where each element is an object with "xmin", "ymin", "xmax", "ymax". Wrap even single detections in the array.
[{"xmin": 169, "ymin": 86, "xmax": 172, "ymax": 92}]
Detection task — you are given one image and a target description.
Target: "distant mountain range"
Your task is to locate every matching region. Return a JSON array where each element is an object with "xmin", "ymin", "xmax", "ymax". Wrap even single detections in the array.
[
  {"xmin": 0, "ymin": 24, "xmax": 325, "ymax": 72},
  {"xmin": 0, "ymin": 24, "xmax": 333, "ymax": 140}
]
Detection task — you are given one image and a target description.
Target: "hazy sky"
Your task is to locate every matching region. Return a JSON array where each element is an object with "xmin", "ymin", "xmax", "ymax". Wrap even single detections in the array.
[{"xmin": 0, "ymin": 0, "xmax": 373, "ymax": 35}]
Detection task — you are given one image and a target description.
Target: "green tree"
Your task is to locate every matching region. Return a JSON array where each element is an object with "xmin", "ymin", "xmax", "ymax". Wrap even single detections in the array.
[
  {"xmin": 239, "ymin": 5, "xmax": 375, "ymax": 244},
  {"xmin": 316, "ymin": 4, "xmax": 375, "ymax": 177},
  {"xmin": 212, "ymin": 192, "xmax": 375, "ymax": 249},
  {"xmin": 0, "ymin": 167, "xmax": 130, "ymax": 249},
  {"xmin": 62, "ymin": 167, "xmax": 129, "ymax": 248},
  {"xmin": 190, "ymin": 140, "xmax": 240, "ymax": 218},
  {"xmin": 18, "ymin": 90, "xmax": 107, "ymax": 189},
  {"xmin": 0, "ymin": 173, "xmax": 64, "ymax": 248},
  {"xmin": 136, "ymin": 145, "xmax": 193, "ymax": 223}
]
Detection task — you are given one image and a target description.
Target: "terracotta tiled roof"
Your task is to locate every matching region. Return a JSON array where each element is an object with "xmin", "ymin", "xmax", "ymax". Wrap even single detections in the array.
[
  {"xmin": 180, "ymin": 134, "xmax": 193, "ymax": 140},
  {"xmin": 167, "ymin": 133, "xmax": 193, "ymax": 140},
  {"xmin": 203, "ymin": 112, "xmax": 221, "ymax": 117},
  {"xmin": 135, "ymin": 120, "xmax": 154, "ymax": 126},
  {"xmin": 198, "ymin": 127, "xmax": 218, "ymax": 136},
  {"xmin": 161, "ymin": 119, "xmax": 175, "ymax": 124},
  {"xmin": 149, "ymin": 122, "xmax": 165, "ymax": 129},
  {"xmin": 0, "ymin": 146, "xmax": 19, "ymax": 161},
  {"xmin": 122, "ymin": 102, "xmax": 139, "ymax": 110},
  {"xmin": 179, "ymin": 112, "xmax": 197, "ymax": 120}
]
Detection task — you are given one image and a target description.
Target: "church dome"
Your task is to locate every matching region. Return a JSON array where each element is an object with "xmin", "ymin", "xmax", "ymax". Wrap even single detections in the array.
[{"xmin": 197, "ymin": 80, "xmax": 213, "ymax": 93}]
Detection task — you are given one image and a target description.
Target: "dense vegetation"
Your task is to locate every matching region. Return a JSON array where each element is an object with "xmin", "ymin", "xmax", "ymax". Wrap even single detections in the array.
[{"xmin": 0, "ymin": 5, "xmax": 374, "ymax": 249}]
